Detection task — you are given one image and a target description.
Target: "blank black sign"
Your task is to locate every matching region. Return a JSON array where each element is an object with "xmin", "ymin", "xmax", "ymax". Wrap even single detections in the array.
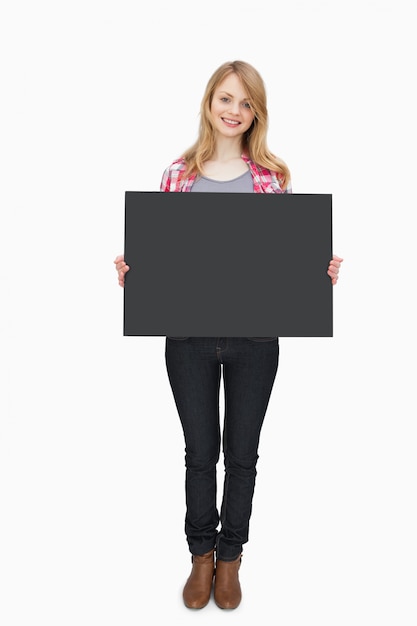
[{"xmin": 123, "ymin": 192, "xmax": 332, "ymax": 337}]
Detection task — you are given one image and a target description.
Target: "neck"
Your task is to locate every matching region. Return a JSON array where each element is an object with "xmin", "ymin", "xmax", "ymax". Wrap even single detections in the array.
[{"xmin": 212, "ymin": 135, "xmax": 243, "ymax": 162}]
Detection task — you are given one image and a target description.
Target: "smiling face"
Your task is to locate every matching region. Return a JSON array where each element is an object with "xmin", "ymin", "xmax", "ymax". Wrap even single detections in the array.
[{"xmin": 210, "ymin": 72, "xmax": 255, "ymax": 140}]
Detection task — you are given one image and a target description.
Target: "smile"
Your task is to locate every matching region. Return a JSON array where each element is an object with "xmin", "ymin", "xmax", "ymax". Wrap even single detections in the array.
[{"xmin": 222, "ymin": 118, "xmax": 240, "ymax": 126}]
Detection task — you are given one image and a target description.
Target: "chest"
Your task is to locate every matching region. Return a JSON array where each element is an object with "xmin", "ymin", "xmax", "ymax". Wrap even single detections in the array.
[{"xmin": 202, "ymin": 159, "xmax": 250, "ymax": 181}]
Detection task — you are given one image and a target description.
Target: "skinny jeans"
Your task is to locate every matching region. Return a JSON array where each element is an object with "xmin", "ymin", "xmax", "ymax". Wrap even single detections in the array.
[{"xmin": 165, "ymin": 336, "xmax": 279, "ymax": 561}]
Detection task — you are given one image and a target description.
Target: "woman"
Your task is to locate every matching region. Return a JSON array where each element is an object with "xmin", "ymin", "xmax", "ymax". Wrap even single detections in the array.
[{"xmin": 114, "ymin": 60, "xmax": 343, "ymax": 610}]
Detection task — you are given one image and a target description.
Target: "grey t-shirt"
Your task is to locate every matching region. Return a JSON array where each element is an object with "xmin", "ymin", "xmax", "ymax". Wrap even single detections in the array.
[
  {"xmin": 191, "ymin": 169, "xmax": 254, "ymax": 193},
  {"xmin": 186, "ymin": 168, "xmax": 276, "ymax": 342}
]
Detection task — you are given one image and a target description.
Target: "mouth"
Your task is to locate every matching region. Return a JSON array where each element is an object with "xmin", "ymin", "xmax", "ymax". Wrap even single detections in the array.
[{"xmin": 221, "ymin": 117, "xmax": 241, "ymax": 127}]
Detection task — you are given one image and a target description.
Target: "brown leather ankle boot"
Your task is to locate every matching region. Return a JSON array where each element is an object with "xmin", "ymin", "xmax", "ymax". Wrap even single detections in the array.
[
  {"xmin": 182, "ymin": 549, "xmax": 215, "ymax": 609},
  {"xmin": 214, "ymin": 554, "xmax": 242, "ymax": 609}
]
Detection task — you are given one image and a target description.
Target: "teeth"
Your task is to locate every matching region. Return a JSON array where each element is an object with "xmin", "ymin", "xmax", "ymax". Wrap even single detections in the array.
[{"xmin": 223, "ymin": 118, "xmax": 240, "ymax": 125}]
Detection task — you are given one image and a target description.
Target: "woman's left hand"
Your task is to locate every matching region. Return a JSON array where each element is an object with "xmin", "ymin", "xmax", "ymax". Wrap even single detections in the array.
[{"xmin": 327, "ymin": 255, "xmax": 344, "ymax": 285}]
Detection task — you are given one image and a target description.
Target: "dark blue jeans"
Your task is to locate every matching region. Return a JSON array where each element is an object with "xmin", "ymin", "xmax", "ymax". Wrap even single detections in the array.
[{"xmin": 165, "ymin": 337, "xmax": 279, "ymax": 561}]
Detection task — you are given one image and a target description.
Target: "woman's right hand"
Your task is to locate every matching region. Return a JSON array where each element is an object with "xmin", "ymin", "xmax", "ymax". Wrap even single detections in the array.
[{"xmin": 114, "ymin": 254, "xmax": 130, "ymax": 287}]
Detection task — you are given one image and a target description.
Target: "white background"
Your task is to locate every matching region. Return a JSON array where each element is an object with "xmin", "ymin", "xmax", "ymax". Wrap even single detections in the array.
[{"xmin": 1, "ymin": 1, "xmax": 416, "ymax": 624}]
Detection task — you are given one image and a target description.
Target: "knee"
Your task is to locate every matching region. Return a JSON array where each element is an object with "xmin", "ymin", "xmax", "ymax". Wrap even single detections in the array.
[
  {"xmin": 185, "ymin": 448, "xmax": 220, "ymax": 472},
  {"xmin": 224, "ymin": 450, "xmax": 259, "ymax": 478}
]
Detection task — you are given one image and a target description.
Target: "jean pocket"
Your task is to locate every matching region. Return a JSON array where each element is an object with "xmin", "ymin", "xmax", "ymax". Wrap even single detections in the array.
[
  {"xmin": 247, "ymin": 337, "xmax": 278, "ymax": 342},
  {"xmin": 166, "ymin": 336, "xmax": 190, "ymax": 340}
]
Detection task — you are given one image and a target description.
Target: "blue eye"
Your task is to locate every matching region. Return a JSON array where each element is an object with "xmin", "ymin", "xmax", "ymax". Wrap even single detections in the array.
[
  {"xmin": 243, "ymin": 102, "xmax": 251, "ymax": 109},
  {"xmin": 221, "ymin": 97, "xmax": 230, "ymax": 103}
]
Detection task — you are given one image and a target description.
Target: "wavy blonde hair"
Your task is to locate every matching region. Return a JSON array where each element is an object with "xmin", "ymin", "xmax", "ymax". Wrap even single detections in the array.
[{"xmin": 181, "ymin": 60, "xmax": 290, "ymax": 189}]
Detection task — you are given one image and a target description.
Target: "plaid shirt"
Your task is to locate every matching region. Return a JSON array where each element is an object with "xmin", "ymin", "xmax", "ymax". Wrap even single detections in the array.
[{"xmin": 160, "ymin": 154, "xmax": 292, "ymax": 194}]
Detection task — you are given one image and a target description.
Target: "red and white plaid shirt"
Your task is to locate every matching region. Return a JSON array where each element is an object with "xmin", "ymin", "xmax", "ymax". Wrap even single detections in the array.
[{"xmin": 160, "ymin": 154, "xmax": 292, "ymax": 194}]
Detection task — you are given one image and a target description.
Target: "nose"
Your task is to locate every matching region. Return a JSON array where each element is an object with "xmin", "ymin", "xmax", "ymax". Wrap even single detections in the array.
[{"xmin": 228, "ymin": 100, "xmax": 240, "ymax": 116}]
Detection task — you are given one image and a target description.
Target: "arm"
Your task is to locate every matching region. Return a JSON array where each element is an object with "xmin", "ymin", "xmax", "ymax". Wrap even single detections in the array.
[
  {"xmin": 115, "ymin": 163, "xmax": 175, "ymax": 287},
  {"xmin": 285, "ymin": 175, "xmax": 342, "ymax": 283},
  {"xmin": 116, "ymin": 161, "xmax": 191, "ymax": 286},
  {"xmin": 283, "ymin": 176, "xmax": 292, "ymax": 194},
  {"xmin": 115, "ymin": 163, "xmax": 174, "ymax": 287},
  {"xmin": 285, "ymin": 175, "xmax": 342, "ymax": 284},
  {"xmin": 159, "ymin": 159, "xmax": 188, "ymax": 192},
  {"xmin": 160, "ymin": 165, "xmax": 172, "ymax": 192}
]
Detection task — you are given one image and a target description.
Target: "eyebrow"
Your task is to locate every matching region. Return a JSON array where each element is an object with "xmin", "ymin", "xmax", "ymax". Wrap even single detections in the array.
[{"xmin": 218, "ymin": 91, "xmax": 249, "ymax": 101}]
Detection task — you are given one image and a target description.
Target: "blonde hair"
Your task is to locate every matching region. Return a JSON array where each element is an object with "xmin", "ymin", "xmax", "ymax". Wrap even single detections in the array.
[{"xmin": 181, "ymin": 60, "xmax": 290, "ymax": 189}]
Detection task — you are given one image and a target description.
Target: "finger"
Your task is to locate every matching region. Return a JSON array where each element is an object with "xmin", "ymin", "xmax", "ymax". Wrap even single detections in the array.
[
  {"xmin": 332, "ymin": 255, "xmax": 344, "ymax": 262},
  {"xmin": 118, "ymin": 269, "xmax": 128, "ymax": 280},
  {"xmin": 114, "ymin": 255, "xmax": 124, "ymax": 264},
  {"xmin": 328, "ymin": 271, "xmax": 338, "ymax": 285},
  {"xmin": 328, "ymin": 261, "xmax": 341, "ymax": 270}
]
